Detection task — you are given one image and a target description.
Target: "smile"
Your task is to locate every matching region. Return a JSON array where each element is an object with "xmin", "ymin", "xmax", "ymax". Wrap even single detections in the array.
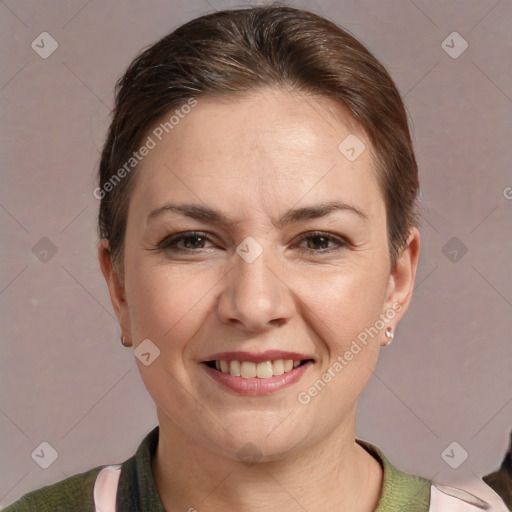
[
  {"xmin": 201, "ymin": 355, "xmax": 314, "ymax": 395},
  {"xmin": 206, "ymin": 359, "xmax": 311, "ymax": 378}
]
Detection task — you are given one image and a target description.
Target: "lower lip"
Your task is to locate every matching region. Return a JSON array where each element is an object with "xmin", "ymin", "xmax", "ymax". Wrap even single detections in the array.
[{"xmin": 202, "ymin": 361, "xmax": 313, "ymax": 395}]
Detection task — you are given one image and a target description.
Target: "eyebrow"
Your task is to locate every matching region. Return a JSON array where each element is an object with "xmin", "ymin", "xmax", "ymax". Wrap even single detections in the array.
[{"xmin": 148, "ymin": 200, "xmax": 368, "ymax": 227}]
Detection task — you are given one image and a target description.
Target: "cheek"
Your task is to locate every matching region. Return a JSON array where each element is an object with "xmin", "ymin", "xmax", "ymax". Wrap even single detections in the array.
[
  {"xmin": 299, "ymin": 261, "xmax": 389, "ymax": 349},
  {"xmin": 123, "ymin": 262, "xmax": 218, "ymax": 409},
  {"xmin": 294, "ymin": 264, "xmax": 387, "ymax": 419},
  {"xmin": 124, "ymin": 259, "xmax": 222, "ymax": 347}
]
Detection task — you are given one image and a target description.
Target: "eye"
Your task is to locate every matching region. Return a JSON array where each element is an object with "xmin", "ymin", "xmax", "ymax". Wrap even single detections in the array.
[
  {"xmin": 296, "ymin": 231, "xmax": 348, "ymax": 252},
  {"xmin": 155, "ymin": 230, "xmax": 349, "ymax": 254},
  {"xmin": 157, "ymin": 231, "xmax": 214, "ymax": 252}
]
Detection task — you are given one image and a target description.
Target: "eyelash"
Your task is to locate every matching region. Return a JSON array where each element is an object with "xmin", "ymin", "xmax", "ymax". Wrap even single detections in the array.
[{"xmin": 156, "ymin": 231, "xmax": 349, "ymax": 254}]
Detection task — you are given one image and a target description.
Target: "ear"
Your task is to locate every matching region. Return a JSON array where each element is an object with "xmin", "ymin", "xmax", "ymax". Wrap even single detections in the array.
[
  {"xmin": 98, "ymin": 239, "xmax": 131, "ymax": 341},
  {"xmin": 382, "ymin": 227, "xmax": 421, "ymax": 336}
]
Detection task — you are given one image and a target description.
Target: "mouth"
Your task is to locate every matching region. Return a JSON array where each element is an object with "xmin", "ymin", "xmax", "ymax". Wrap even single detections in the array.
[
  {"xmin": 200, "ymin": 351, "xmax": 315, "ymax": 395},
  {"xmin": 204, "ymin": 358, "xmax": 314, "ymax": 378}
]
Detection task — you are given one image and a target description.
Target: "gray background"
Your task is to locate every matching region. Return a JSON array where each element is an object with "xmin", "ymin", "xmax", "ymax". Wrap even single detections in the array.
[{"xmin": 1, "ymin": 0, "xmax": 511, "ymax": 507}]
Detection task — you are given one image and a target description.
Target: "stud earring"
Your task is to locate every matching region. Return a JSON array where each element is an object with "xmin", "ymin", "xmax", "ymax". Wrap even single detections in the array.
[
  {"xmin": 384, "ymin": 327, "xmax": 394, "ymax": 346},
  {"xmin": 120, "ymin": 334, "xmax": 130, "ymax": 347}
]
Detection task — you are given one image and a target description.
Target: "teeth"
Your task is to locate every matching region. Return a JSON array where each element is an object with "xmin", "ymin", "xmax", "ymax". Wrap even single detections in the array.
[
  {"xmin": 272, "ymin": 359, "xmax": 284, "ymax": 375},
  {"xmin": 214, "ymin": 359, "xmax": 307, "ymax": 378},
  {"xmin": 229, "ymin": 360, "xmax": 241, "ymax": 377},
  {"xmin": 240, "ymin": 361, "xmax": 257, "ymax": 378},
  {"xmin": 257, "ymin": 361, "xmax": 273, "ymax": 379}
]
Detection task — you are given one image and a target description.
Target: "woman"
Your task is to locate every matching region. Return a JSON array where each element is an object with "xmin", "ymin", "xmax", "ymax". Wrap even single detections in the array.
[{"xmin": 4, "ymin": 5, "xmax": 508, "ymax": 512}]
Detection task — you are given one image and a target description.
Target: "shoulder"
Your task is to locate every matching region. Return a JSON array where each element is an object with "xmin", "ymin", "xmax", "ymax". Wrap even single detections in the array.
[
  {"xmin": 1, "ymin": 465, "xmax": 103, "ymax": 512},
  {"xmin": 2, "ymin": 427, "xmax": 160, "ymax": 512},
  {"xmin": 357, "ymin": 439, "xmax": 510, "ymax": 511},
  {"xmin": 357, "ymin": 439, "xmax": 431, "ymax": 511},
  {"xmin": 429, "ymin": 480, "xmax": 510, "ymax": 511}
]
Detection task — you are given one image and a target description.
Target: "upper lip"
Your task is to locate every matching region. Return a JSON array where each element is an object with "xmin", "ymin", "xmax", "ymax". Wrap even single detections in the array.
[{"xmin": 202, "ymin": 350, "xmax": 314, "ymax": 364}]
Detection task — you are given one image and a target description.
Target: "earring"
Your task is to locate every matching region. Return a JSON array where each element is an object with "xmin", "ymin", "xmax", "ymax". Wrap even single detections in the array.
[
  {"xmin": 384, "ymin": 327, "xmax": 394, "ymax": 346},
  {"xmin": 120, "ymin": 334, "xmax": 130, "ymax": 347}
]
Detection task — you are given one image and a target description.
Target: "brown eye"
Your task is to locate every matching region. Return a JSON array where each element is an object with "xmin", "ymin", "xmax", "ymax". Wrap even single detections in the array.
[
  {"xmin": 305, "ymin": 234, "xmax": 331, "ymax": 250},
  {"xmin": 298, "ymin": 232, "xmax": 348, "ymax": 252},
  {"xmin": 181, "ymin": 234, "xmax": 206, "ymax": 249},
  {"xmin": 158, "ymin": 232, "xmax": 213, "ymax": 252}
]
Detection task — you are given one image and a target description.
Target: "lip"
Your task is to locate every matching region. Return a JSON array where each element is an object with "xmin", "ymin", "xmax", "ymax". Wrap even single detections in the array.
[
  {"xmin": 201, "ymin": 350, "xmax": 313, "ymax": 364},
  {"xmin": 201, "ymin": 360, "xmax": 314, "ymax": 396}
]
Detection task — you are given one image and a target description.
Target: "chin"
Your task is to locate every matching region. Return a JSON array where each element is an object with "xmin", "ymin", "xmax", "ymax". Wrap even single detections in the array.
[{"xmin": 204, "ymin": 416, "xmax": 315, "ymax": 463}]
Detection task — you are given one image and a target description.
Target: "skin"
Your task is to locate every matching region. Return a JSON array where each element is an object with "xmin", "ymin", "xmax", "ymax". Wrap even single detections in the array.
[{"xmin": 99, "ymin": 88, "xmax": 420, "ymax": 512}]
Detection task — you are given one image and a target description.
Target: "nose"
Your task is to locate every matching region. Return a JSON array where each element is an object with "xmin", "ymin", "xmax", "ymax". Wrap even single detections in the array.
[{"xmin": 216, "ymin": 246, "xmax": 295, "ymax": 332}]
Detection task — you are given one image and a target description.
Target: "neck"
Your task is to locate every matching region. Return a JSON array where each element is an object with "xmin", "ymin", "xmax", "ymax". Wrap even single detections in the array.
[{"xmin": 151, "ymin": 410, "xmax": 383, "ymax": 512}]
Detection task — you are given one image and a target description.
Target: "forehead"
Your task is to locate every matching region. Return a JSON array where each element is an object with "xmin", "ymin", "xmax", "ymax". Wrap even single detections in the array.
[{"xmin": 131, "ymin": 88, "xmax": 384, "ymax": 221}]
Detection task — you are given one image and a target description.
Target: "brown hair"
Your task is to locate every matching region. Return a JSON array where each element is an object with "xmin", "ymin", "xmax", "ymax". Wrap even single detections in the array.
[{"xmin": 97, "ymin": 5, "xmax": 418, "ymax": 272}]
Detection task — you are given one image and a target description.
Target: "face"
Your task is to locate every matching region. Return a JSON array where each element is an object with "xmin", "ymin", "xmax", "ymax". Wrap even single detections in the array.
[{"xmin": 100, "ymin": 88, "xmax": 419, "ymax": 461}]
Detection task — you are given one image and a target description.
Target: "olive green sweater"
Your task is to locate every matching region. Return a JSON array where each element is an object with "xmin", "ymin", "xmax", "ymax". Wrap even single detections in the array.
[{"xmin": 2, "ymin": 426, "xmax": 432, "ymax": 511}]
